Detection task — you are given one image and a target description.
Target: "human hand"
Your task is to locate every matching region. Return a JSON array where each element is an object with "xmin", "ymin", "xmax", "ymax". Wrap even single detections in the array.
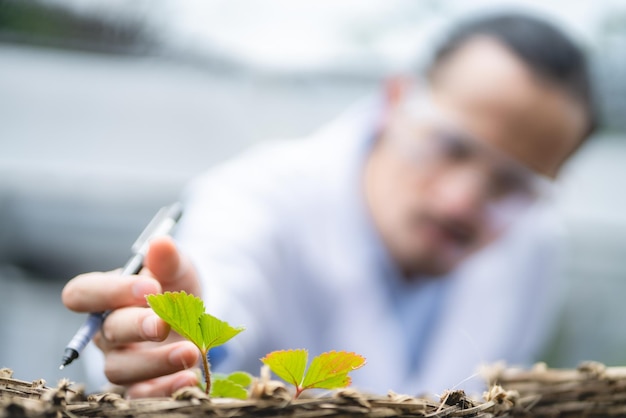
[{"xmin": 62, "ymin": 236, "xmax": 202, "ymax": 398}]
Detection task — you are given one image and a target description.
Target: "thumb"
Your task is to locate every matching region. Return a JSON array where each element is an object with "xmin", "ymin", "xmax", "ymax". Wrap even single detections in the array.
[{"xmin": 144, "ymin": 236, "xmax": 202, "ymax": 296}]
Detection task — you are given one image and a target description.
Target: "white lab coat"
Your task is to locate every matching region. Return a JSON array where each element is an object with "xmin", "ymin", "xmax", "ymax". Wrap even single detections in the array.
[{"xmin": 176, "ymin": 97, "xmax": 565, "ymax": 397}]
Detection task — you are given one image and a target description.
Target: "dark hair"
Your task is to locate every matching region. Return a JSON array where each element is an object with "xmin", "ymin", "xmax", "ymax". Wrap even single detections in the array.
[{"xmin": 428, "ymin": 13, "xmax": 597, "ymax": 136}]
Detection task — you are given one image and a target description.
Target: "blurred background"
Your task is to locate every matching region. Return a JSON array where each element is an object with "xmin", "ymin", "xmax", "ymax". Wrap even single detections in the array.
[{"xmin": 0, "ymin": 0, "xmax": 625, "ymax": 391}]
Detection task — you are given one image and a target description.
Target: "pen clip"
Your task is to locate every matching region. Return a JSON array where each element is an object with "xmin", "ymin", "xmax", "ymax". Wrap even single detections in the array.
[{"xmin": 131, "ymin": 203, "xmax": 183, "ymax": 255}]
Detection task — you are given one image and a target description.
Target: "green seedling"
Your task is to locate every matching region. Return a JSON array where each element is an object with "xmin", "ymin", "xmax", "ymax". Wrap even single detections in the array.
[
  {"xmin": 146, "ymin": 291, "xmax": 245, "ymax": 395},
  {"xmin": 210, "ymin": 371, "xmax": 253, "ymax": 399},
  {"xmin": 261, "ymin": 349, "xmax": 366, "ymax": 398}
]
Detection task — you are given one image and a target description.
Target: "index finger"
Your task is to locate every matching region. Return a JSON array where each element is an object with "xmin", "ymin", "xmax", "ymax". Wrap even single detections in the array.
[{"xmin": 62, "ymin": 272, "xmax": 162, "ymax": 313}]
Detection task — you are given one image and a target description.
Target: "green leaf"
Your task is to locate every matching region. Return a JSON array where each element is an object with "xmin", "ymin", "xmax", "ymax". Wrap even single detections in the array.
[
  {"xmin": 147, "ymin": 291, "xmax": 244, "ymax": 353},
  {"xmin": 199, "ymin": 313, "xmax": 245, "ymax": 351},
  {"xmin": 227, "ymin": 371, "xmax": 253, "ymax": 387},
  {"xmin": 302, "ymin": 351, "xmax": 366, "ymax": 390},
  {"xmin": 210, "ymin": 378, "xmax": 248, "ymax": 399},
  {"xmin": 261, "ymin": 349, "xmax": 308, "ymax": 387},
  {"xmin": 146, "ymin": 291, "xmax": 206, "ymax": 350},
  {"xmin": 211, "ymin": 373, "xmax": 228, "ymax": 381},
  {"xmin": 146, "ymin": 291, "xmax": 246, "ymax": 396}
]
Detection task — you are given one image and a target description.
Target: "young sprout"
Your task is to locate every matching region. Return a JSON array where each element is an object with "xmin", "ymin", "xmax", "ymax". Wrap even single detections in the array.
[
  {"xmin": 146, "ymin": 291, "xmax": 245, "ymax": 395},
  {"xmin": 261, "ymin": 349, "xmax": 366, "ymax": 398},
  {"xmin": 210, "ymin": 371, "xmax": 253, "ymax": 399}
]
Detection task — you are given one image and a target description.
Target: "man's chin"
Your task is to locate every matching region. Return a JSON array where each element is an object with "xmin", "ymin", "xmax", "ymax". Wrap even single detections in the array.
[
  {"xmin": 399, "ymin": 255, "xmax": 459, "ymax": 279},
  {"xmin": 402, "ymin": 237, "xmax": 483, "ymax": 277}
]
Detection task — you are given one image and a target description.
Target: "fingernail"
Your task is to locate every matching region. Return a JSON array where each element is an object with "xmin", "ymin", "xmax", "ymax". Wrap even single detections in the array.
[
  {"xmin": 172, "ymin": 370, "xmax": 199, "ymax": 392},
  {"xmin": 169, "ymin": 346, "xmax": 193, "ymax": 367},
  {"xmin": 142, "ymin": 314, "xmax": 160, "ymax": 341},
  {"xmin": 102, "ymin": 329, "xmax": 114, "ymax": 343},
  {"xmin": 132, "ymin": 278, "xmax": 158, "ymax": 299}
]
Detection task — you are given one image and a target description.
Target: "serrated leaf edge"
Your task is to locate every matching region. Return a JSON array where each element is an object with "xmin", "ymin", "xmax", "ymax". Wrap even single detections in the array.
[{"xmin": 261, "ymin": 349, "xmax": 309, "ymax": 387}]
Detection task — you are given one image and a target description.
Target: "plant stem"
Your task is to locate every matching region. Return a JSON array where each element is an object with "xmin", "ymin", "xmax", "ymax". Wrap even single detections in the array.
[{"xmin": 202, "ymin": 350, "xmax": 211, "ymax": 395}]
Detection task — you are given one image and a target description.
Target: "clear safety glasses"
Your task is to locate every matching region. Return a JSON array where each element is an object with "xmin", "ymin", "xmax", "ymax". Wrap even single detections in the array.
[{"xmin": 388, "ymin": 89, "xmax": 554, "ymax": 230}]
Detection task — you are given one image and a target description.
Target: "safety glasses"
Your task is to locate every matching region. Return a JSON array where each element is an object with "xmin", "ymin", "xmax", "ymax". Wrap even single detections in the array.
[{"xmin": 388, "ymin": 89, "xmax": 554, "ymax": 230}]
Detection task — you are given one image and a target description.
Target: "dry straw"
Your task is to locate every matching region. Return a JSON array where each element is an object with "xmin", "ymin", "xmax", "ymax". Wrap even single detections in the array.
[{"xmin": 2, "ymin": 362, "xmax": 626, "ymax": 417}]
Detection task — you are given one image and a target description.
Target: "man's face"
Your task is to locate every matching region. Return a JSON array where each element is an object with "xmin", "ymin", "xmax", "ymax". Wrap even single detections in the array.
[{"xmin": 365, "ymin": 37, "xmax": 588, "ymax": 277}]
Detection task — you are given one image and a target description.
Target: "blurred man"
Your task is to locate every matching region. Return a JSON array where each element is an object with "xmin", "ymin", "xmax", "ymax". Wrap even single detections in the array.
[{"xmin": 62, "ymin": 12, "xmax": 595, "ymax": 397}]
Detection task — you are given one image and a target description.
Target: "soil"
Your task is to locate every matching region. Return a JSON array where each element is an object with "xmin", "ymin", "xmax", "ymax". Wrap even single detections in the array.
[{"xmin": 2, "ymin": 363, "xmax": 626, "ymax": 417}]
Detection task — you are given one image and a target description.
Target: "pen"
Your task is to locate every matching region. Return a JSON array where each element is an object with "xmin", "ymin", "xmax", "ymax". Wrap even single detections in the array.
[{"xmin": 59, "ymin": 202, "xmax": 184, "ymax": 369}]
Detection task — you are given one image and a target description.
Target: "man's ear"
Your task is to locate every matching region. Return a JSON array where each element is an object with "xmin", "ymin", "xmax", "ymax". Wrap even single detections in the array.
[
  {"xmin": 383, "ymin": 75, "xmax": 414, "ymax": 108},
  {"xmin": 378, "ymin": 75, "xmax": 416, "ymax": 134}
]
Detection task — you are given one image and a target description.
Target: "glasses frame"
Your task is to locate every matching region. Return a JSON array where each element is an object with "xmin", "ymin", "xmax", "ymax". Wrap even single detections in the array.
[{"xmin": 386, "ymin": 87, "xmax": 556, "ymax": 230}]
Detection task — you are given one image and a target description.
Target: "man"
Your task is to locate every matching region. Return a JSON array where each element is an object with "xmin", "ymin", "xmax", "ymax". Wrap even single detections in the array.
[{"xmin": 62, "ymin": 12, "xmax": 595, "ymax": 398}]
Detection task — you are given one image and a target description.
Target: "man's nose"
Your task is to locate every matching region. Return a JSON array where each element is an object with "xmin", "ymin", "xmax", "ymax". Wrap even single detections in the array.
[{"xmin": 432, "ymin": 166, "xmax": 488, "ymax": 221}]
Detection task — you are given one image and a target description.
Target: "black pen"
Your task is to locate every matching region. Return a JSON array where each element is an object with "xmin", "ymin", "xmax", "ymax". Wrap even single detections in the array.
[{"xmin": 59, "ymin": 203, "xmax": 184, "ymax": 369}]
